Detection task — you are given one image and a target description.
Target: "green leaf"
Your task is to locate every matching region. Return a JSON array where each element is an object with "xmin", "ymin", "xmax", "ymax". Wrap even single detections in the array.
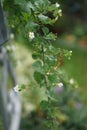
[
  {"xmin": 45, "ymin": 32, "xmax": 57, "ymax": 40},
  {"xmin": 25, "ymin": 21, "xmax": 39, "ymax": 32},
  {"xmin": 22, "ymin": 12, "xmax": 29, "ymax": 21},
  {"xmin": 27, "ymin": 2, "xmax": 35, "ymax": 11},
  {"xmin": 40, "ymin": 100, "xmax": 48, "ymax": 110},
  {"xmin": 48, "ymin": 73, "xmax": 59, "ymax": 84},
  {"xmin": 34, "ymin": 0, "xmax": 50, "ymax": 11},
  {"xmin": 34, "ymin": 71, "xmax": 44, "ymax": 85},
  {"xmin": 42, "ymin": 27, "xmax": 49, "ymax": 35},
  {"xmin": 32, "ymin": 53, "xmax": 40, "ymax": 59},
  {"xmin": 33, "ymin": 60, "xmax": 43, "ymax": 73},
  {"xmin": 21, "ymin": 84, "xmax": 26, "ymax": 90},
  {"xmin": 38, "ymin": 14, "xmax": 48, "ymax": 21},
  {"xmin": 14, "ymin": 0, "xmax": 25, "ymax": 5}
]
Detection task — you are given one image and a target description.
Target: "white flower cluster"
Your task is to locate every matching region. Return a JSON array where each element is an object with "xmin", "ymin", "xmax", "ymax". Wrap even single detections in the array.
[
  {"xmin": 55, "ymin": 82, "xmax": 64, "ymax": 93},
  {"xmin": 55, "ymin": 2, "xmax": 62, "ymax": 16},
  {"xmin": 13, "ymin": 85, "xmax": 20, "ymax": 92},
  {"xmin": 70, "ymin": 50, "xmax": 72, "ymax": 54},
  {"xmin": 29, "ymin": 32, "xmax": 35, "ymax": 40},
  {"xmin": 55, "ymin": 2, "xmax": 60, "ymax": 8},
  {"xmin": 69, "ymin": 78, "xmax": 74, "ymax": 84},
  {"xmin": 57, "ymin": 82, "xmax": 63, "ymax": 87},
  {"xmin": 58, "ymin": 9, "xmax": 62, "ymax": 16}
]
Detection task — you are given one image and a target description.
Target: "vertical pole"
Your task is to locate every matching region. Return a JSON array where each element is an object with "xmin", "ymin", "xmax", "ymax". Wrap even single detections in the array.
[
  {"xmin": 0, "ymin": 47, "xmax": 9, "ymax": 130},
  {"xmin": 0, "ymin": 3, "xmax": 8, "ymax": 46}
]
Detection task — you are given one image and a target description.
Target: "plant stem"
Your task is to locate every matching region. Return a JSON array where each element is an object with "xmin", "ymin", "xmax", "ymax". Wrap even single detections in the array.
[{"xmin": 41, "ymin": 43, "xmax": 48, "ymax": 89}]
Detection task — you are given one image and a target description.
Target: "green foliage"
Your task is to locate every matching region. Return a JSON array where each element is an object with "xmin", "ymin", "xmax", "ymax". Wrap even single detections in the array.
[
  {"xmin": 34, "ymin": 71, "xmax": 44, "ymax": 87},
  {"xmin": 3, "ymin": 0, "xmax": 72, "ymax": 128},
  {"xmin": 3, "ymin": 0, "xmax": 87, "ymax": 130}
]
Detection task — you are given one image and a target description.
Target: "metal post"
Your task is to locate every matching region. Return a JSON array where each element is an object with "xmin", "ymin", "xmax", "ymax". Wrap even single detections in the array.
[
  {"xmin": 0, "ymin": 3, "xmax": 8, "ymax": 46},
  {"xmin": 0, "ymin": 47, "xmax": 9, "ymax": 130}
]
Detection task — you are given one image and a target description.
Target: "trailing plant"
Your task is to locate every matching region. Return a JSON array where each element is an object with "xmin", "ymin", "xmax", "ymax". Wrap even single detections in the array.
[{"xmin": 3, "ymin": 0, "xmax": 84, "ymax": 129}]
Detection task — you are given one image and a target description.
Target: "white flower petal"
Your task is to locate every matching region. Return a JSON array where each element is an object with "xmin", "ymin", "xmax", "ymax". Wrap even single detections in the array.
[
  {"xmin": 58, "ymin": 82, "xmax": 63, "ymax": 88},
  {"xmin": 56, "ymin": 3, "xmax": 60, "ymax": 8},
  {"xmin": 29, "ymin": 32, "xmax": 35, "ymax": 40},
  {"xmin": 69, "ymin": 78, "xmax": 74, "ymax": 84},
  {"xmin": 13, "ymin": 85, "xmax": 20, "ymax": 92}
]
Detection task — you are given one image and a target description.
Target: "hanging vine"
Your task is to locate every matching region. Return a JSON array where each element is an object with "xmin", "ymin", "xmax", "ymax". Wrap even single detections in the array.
[{"xmin": 3, "ymin": 0, "xmax": 75, "ymax": 129}]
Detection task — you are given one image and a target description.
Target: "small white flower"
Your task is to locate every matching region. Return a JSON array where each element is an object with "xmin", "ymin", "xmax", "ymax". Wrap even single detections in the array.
[
  {"xmin": 13, "ymin": 85, "xmax": 20, "ymax": 92},
  {"xmin": 55, "ymin": 2, "xmax": 60, "ymax": 8},
  {"xmin": 69, "ymin": 78, "xmax": 74, "ymax": 84},
  {"xmin": 58, "ymin": 82, "xmax": 63, "ymax": 88},
  {"xmin": 70, "ymin": 50, "xmax": 72, "ymax": 53},
  {"xmin": 29, "ymin": 32, "xmax": 35, "ymax": 40},
  {"xmin": 58, "ymin": 9, "xmax": 62, "ymax": 16},
  {"xmin": 58, "ymin": 9, "xmax": 62, "ymax": 13}
]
